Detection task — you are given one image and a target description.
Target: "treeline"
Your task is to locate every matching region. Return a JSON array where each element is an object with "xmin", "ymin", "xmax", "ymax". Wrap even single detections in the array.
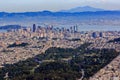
[
  {"xmin": 0, "ymin": 43, "xmax": 119, "ymax": 80},
  {"xmin": 0, "ymin": 25, "xmax": 21, "ymax": 30},
  {"xmin": 108, "ymin": 37, "xmax": 120, "ymax": 43},
  {"xmin": 7, "ymin": 43, "xmax": 29, "ymax": 48}
]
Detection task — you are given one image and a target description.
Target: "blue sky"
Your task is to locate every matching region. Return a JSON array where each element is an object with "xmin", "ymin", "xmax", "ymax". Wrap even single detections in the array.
[{"xmin": 0, "ymin": 0, "xmax": 120, "ymax": 12}]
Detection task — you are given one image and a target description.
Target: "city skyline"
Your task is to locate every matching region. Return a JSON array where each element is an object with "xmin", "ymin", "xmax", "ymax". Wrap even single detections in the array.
[{"xmin": 0, "ymin": 0, "xmax": 120, "ymax": 12}]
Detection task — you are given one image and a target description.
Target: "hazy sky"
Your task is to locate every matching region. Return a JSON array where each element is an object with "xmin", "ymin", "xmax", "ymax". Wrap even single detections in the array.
[{"xmin": 0, "ymin": 0, "xmax": 120, "ymax": 12}]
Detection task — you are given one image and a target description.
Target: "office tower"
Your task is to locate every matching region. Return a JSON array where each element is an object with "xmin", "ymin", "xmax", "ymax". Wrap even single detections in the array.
[
  {"xmin": 62, "ymin": 27, "xmax": 65, "ymax": 32},
  {"xmin": 74, "ymin": 26, "xmax": 76, "ymax": 33},
  {"xmin": 99, "ymin": 32, "xmax": 103, "ymax": 37},
  {"xmin": 33, "ymin": 24, "xmax": 36, "ymax": 32},
  {"xmin": 73, "ymin": 25, "xmax": 78, "ymax": 33},
  {"xmin": 92, "ymin": 32, "xmax": 97, "ymax": 38},
  {"xmin": 50, "ymin": 25, "xmax": 53, "ymax": 30},
  {"xmin": 70, "ymin": 27, "xmax": 73, "ymax": 33},
  {"xmin": 76, "ymin": 25, "xmax": 78, "ymax": 32},
  {"xmin": 99, "ymin": 32, "xmax": 105, "ymax": 37}
]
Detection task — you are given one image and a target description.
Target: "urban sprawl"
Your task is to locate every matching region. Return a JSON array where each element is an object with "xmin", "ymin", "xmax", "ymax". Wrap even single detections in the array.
[{"xmin": 0, "ymin": 24, "xmax": 120, "ymax": 80}]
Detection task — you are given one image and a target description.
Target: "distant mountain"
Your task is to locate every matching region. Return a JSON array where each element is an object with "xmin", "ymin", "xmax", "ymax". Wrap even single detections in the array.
[
  {"xmin": 0, "ymin": 25, "xmax": 21, "ymax": 30},
  {"xmin": 0, "ymin": 10, "xmax": 120, "ymax": 17},
  {"xmin": 60, "ymin": 6, "xmax": 105, "ymax": 12},
  {"xmin": 0, "ymin": 10, "xmax": 120, "ymax": 26}
]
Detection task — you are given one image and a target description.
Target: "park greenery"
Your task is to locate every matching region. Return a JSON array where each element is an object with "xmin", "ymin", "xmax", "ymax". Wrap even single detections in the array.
[
  {"xmin": 7, "ymin": 42, "xmax": 29, "ymax": 48},
  {"xmin": 0, "ymin": 43, "xmax": 119, "ymax": 80},
  {"xmin": 108, "ymin": 37, "xmax": 120, "ymax": 43}
]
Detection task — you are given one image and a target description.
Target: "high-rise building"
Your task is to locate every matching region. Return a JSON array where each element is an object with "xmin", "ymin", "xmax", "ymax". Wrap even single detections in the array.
[
  {"xmin": 99, "ymin": 32, "xmax": 103, "ymax": 37},
  {"xmin": 73, "ymin": 25, "xmax": 78, "ymax": 33},
  {"xmin": 76, "ymin": 25, "xmax": 78, "ymax": 32},
  {"xmin": 92, "ymin": 32, "xmax": 97, "ymax": 38},
  {"xmin": 33, "ymin": 24, "xmax": 36, "ymax": 32},
  {"xmin": 74, "ymin": 26, "xmax": 76, "ymax": 33},
  {"xmin": 70, "ymin": 27, "xmax": 73, "ymax": 33},
  {"xmin": 99, "ymin": 32, "xmax": 105, "ymax": 37}
]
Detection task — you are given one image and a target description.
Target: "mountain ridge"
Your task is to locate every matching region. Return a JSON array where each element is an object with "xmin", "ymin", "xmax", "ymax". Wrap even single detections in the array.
[
  {"xmin": 0, "ymin": 10, "xmax": 120, "ymax": 17},
  {"xmin": 1, "ymin": 6, "xmax": 120, "ymax": 13},
  {"xmin": 60, "ymin": 6, "xmax": 106, "ymax": 12}
]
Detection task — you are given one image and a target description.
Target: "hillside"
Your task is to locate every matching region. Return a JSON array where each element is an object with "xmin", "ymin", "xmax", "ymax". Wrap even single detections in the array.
[
  {"xmin": 0, "ymin": 11, "xmax": 120, "ymax": 26},
  {"xmin": 60, "ymin": 6, "xmax": 105, "ymax": 12}
]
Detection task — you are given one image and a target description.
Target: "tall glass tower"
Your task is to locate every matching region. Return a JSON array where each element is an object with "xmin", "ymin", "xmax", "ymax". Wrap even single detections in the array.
[{"xmin": 33, "ymin": 24, "xmax": 36, "ymax": 32}]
